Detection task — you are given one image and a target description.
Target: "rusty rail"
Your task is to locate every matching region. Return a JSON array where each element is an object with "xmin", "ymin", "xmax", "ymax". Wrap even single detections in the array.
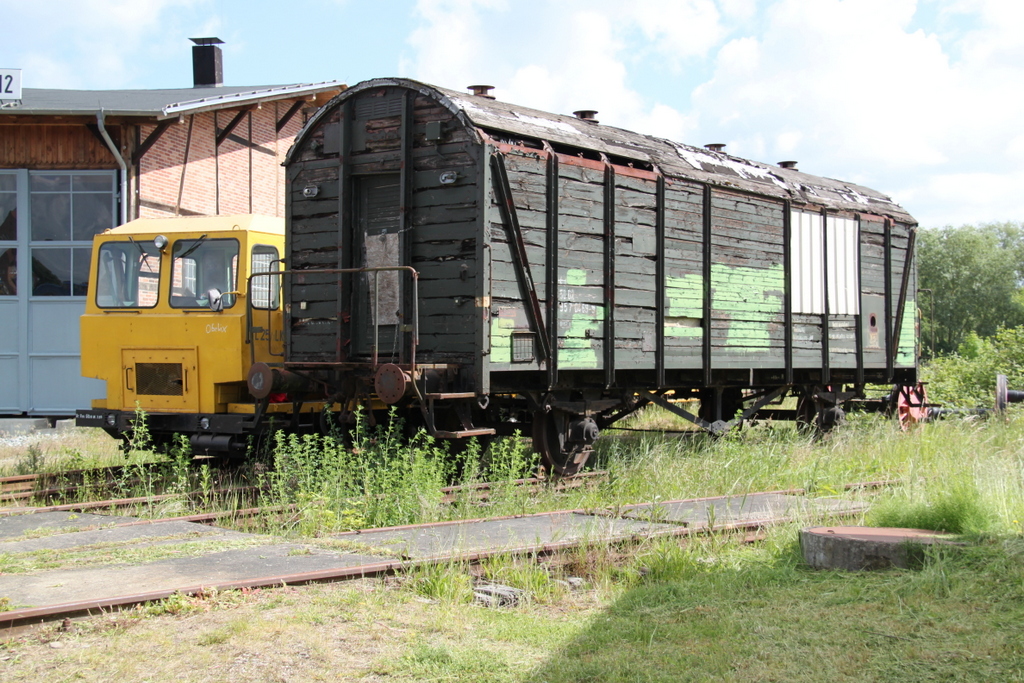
[{"xmin": 0, "ymin": 483, "xmax": 874, "ymax": 632}]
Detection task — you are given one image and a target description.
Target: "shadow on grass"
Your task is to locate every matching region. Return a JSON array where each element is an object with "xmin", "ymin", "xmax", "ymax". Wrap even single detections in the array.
[{"xmin": 522, "ymin": 533, "xmax": 1024, "ymax": 683}]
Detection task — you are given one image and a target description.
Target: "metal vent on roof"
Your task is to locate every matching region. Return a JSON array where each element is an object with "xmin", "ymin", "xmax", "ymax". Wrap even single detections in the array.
[
  {"xmin": 704, "ymin": 143, "xmax": 726, "ymax": 152},
  {"xmin": 779, "ymin": 161, "xmax": 799, "ymax": 170},
  {"xmin": 468, "ymin": 85, "xmax": 495, "ymax": 99},
  {"xmin": 573, "ymin": 110, "xmax": 599, "ymax": 123}
]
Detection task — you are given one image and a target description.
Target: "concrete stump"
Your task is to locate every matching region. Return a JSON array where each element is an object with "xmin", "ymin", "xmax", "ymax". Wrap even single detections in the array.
[{"xmin": 801, "ymin": 526, "xmax": 959, "ymax": 570}]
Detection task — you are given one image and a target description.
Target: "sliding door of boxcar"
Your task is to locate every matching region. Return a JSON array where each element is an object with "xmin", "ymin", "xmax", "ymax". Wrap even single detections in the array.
[{"xmin": 352, "ymin": 174, "xmax": 403, "ymax": 360}]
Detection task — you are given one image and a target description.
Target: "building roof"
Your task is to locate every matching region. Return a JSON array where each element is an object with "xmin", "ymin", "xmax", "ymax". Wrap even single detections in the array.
[
  {"xmin": 301, "ymin": 78, "xmax": 915, "ymax": 224},
  {"xmin": 1, "ymin": 82, "xmax": 344, "ymax": 119}
]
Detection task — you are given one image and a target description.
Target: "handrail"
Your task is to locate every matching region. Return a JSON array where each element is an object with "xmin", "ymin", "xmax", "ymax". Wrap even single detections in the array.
[
  {"xmin": 246, "ymin": 265, "xmax": 420, "ymax": 372},
  {"xmin": 246, "ymin": 269, "xmax": 286, "ymax": 364}
]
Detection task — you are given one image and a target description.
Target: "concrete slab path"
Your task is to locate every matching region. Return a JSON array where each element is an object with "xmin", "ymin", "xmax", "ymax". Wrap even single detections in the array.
[{"xmin": 0, "ymin": 492, "xmax": 866, "ymax": 626}]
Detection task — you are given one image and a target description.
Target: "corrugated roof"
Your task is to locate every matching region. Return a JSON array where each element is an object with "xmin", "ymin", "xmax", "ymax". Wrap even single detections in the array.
[
  {"xmin": 303, "ymin": 78, "xmax": 915, "ymax": 224},
  {"xmin": 0, "ymin": 82, "xmax": 344, "ymax": 119}
]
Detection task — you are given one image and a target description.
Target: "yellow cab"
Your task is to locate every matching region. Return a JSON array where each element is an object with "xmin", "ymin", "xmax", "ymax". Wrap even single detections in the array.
[{"xmin": 76, "ymin": 214, "xmax": 298, "ymax": 456}]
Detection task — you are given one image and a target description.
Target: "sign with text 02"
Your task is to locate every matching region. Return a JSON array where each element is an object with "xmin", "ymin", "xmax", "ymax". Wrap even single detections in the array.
[{"xmin": 0, "ymin": 69, "xmax": 22, "ymax": 100}]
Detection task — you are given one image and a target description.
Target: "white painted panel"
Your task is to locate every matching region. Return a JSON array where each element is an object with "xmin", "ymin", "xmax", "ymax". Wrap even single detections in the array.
[
  {"xmin": 826, "ymin": 216, "xmax": 860, "ymax": 315},
  {"xmin": 0, "ymin": 356, "xmax": 19, "ymax": 411},
  {"xmin": 29, "ymin": 300, "xmax": 84, "ymax": 354},
  {"xmin": 0, "ymin": 299, "xmax": 17, "ymax": 353},
  {"xmin": 29, "ymin": 356, "xmax": 103, "ymax": 414},
  {"xmin": 791, "ymin": 210, "xmax": 824, "ymax": 314}
]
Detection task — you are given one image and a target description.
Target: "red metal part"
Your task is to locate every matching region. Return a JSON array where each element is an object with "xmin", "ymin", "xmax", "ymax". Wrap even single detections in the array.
[
  {"xmin": 896, "ymin": 382, "xmax": 928, "ymax": 429},
  {"xmin": 374, "ymin": 363, "xmax": 410, "ymax": 405},
  {"xmin": 803, "ymin": 526, "xmax": 956, "ymax": 544}
]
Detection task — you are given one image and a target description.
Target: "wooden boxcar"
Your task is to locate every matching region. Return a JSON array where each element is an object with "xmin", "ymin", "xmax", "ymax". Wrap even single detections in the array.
[{"xmin": 253, "ymin": 77, "xmax": 917, "ymax": 474}]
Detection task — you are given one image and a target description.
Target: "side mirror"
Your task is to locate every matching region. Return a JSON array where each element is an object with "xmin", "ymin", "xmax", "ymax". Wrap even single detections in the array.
[{"xmin": 207, "ymin": 288, "xmax": 223, "ymax": 312}]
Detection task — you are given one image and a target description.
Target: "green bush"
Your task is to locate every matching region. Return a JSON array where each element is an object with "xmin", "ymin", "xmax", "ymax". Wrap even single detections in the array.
[
  {"xmin": 262, "ymin": 409, "xmax": 537, "ymax": 533},
  {"xmin": 921, "ymin": 326, "xmax": 1024, "ymax": 407}
]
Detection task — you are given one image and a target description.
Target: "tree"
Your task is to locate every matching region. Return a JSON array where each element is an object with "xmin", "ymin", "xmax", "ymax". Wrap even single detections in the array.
[{"xmin": 917, "ymin": 221, "xmax": 1024, "ymax": 356}]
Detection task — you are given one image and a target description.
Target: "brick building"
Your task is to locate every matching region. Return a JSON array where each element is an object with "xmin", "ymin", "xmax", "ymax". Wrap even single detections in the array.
[{"xmin": 0, "ymin": 39, "xmax": 343, "ymax": 415}]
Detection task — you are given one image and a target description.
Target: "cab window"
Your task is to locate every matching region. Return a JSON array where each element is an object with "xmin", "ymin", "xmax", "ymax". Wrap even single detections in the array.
[
  {"xmin": 170, "ymin": 238, "xmax": 239, "ymax": 308},
  {"xmin": 95, "ymin": 241, "xmax": 161, "ymax": 308},
  {"xmin": 250, "ymin": 245, "xmax": 280, "ymax": 310}
]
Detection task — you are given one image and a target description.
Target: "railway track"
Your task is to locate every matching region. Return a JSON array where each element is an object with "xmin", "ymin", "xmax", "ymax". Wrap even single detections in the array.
[
  {"xmin": 0, "ymin": 465, "xmax": 888, "ymax": 522},
  {"xmin": 0, "ymin": 460, "xmax": 257, "ymax": 507},
  {"xmin": 0, "ymin": 483, "xmax": 879, "ymax": 632},
  {"xmin": 0, "ymin": 461, "xmax": 196, "ymax": 503},
  {"xmin": 0, "ymin": 468, "xmax": 610, "ymax": 522}
]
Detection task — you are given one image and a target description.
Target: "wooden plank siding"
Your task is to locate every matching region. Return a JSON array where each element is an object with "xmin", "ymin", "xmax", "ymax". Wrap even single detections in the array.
[
  {"xmin": 662, "ymin": 179, "xmax": 705, "ymax": 369},
  {"xmin": 708, "ymin": 190, "xmax": 785, "ymax": 370},
  {"xmin": 0, "ymin": 123, "xmax": 120, "ymax": 169},
  {"xmin": 287, "ymin": 88, "xmax": 483, "ymax": 364},
  {"xmin": 283, "ymin": 79, "xmax": 917, "ymax": 397}
]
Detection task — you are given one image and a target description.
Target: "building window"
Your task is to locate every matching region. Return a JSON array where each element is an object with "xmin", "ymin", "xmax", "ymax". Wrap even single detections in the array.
[
  {"xmin": 31, "ymin": 247, "xmax": 91, "ymax": 296},
  {"xmin": 0, "ymin": 173, "xmax": 15, "ymax": 296},
  {"xmin": 29, "ymin": 171, "xmax": 116, "ymax": 297}
]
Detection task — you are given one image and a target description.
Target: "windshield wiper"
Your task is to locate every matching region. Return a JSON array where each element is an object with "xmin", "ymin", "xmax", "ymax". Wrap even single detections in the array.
[
  {"xmin": 176, "ymin": 234, "xmax": 208, "ymax": 260},
  {"xmin": 127, "ymin": 236, "xmax": 151, "ymax": 268}
]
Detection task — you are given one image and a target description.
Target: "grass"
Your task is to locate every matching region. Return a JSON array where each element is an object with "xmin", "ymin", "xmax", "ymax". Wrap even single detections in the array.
[
  {"xmin": 0, "ymin": 534, "xmax": 278, "ymax": 575},
  {"xmin": 6, "ymin": 527, "xmax": 1024, "ymax": 681},
  {"xmin": 0, "ymin": 427, "xmax": 122, "ymax": 476},
  {"xmin": 11, "ymin": 406, "xmax": 1024, "ymax": 539},
  {"xmin": 5, "ymin": 410, "xmax": 1024, "ymax": 679},
  {"xmin": 525, "ymin": 533, "xmax": 1024, "ymax": 682}
]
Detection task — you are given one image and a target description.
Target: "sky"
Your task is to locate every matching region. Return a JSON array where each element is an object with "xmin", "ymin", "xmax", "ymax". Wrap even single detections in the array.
[{"xmin": 3, "ymin": 0, "xmax": 1023, "ymax": 229}]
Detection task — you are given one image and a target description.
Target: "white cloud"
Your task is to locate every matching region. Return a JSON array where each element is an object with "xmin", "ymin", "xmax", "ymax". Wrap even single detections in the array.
[
  {"xmin": 684, "ymin": 0, "xmax": 1024, "ymax": 226},
  {"xmin": 404, "ymin": 0, "xmax": 712, "ymax": 141},
  {"xmin": 403, "ymin": 0, "xmax": 508, "ymax": 86},
  {"xmin": 401, "ymin": 0, "xmax": 1024, "ymax": 227},
  {"xmin": 629, "ymin": 0, "xmax": 726, "ymax": 63},
  {"xmin": 6, "ymin": 0, "xmax": 208, "ymax": 88},
  {"xmin": 900, "ymin": 171, "xmax": 1024, "ymax": 227}
]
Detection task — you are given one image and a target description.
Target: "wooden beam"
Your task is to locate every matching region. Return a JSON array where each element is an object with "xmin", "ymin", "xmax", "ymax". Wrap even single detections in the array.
[
  {"xmin": 603, "ymin": 163, "xmax": 616, "ymax": 389},
  {"xmin": 175, "ymin": 115, "xmax": 195, "ymax": 216},
  {"xmin": 546, "ymin": 152, "xmax": 559, "ymax": 389},
  {"xmin": 215, "ymin": 107, "xmax": 254, "ymax": 147},
  {"xmin": 890, "ymin": 226, "xmax": 917, "ymax": 372},
  {"xmin": 276, "ymin": 100, "xmax": 305, "ymax": 133},
  {"xmin": 131, "ymin": 119, "xmax": 173, "ymax": 165},
  {"xmin": 490, "ymin": 153, "xmax": 551, "ymax": 363}
]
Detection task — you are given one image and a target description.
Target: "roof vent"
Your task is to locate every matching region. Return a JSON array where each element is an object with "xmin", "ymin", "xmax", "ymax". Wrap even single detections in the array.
[
  {"xmin": 190, "ymin": 37, "xmax": 224, "ymax": 88},
  {"xmin": 573, "ymin": 110, "xmax": 599, "ymax": 124},
  {"xmin": 778, "ymin": 160, "xmax": 798, "ymax": 170},
  {"xmin": 468, "ymin": 85, "xmax": 495, "ymax": 99},
  {"xmin": 704, "ymin": 143, "xmax": 726, "ymax": 152}
]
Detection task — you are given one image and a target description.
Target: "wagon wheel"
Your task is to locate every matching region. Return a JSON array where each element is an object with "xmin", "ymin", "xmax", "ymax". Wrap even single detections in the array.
[
  {"xmin": 895, "ymin": 382, "xmax": 928, "ymax": 430},
  {"xmin": 532, "ymin": 410, "xmax": 592, "ymax": 478},
  {"xmin": 795, "ymin": 386, "xmax": 818, "ymax": 433},
  {"xmin": 796, "ymin": 385, "xmax": 845, "ymax": 433}
]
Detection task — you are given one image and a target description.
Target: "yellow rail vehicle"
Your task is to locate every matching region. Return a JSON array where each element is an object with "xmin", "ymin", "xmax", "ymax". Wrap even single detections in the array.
[{"xmin": 76, "ymin": 214, "xmax": 299, "ymax": 454}]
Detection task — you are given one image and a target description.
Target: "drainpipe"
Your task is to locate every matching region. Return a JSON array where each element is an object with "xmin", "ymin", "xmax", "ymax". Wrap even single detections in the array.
[{"xmin": 96, "ymin": 110, "xmax": 128, "ymax": 225}]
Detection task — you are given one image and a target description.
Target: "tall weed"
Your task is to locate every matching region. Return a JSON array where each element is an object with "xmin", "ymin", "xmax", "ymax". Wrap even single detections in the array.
[{"xmin": 264, "ymin": 409, "xmax": 502, "ymax": 533}]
